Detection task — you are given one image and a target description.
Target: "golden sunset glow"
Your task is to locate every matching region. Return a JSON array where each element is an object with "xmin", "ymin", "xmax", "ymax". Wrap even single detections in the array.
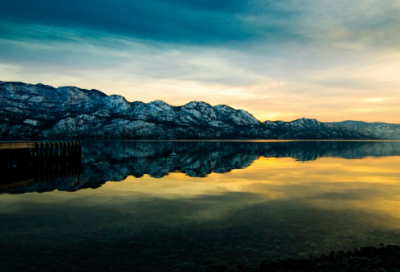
[
  {"xmin": 15, "ymin": 156, "xmax": 391, "ymax": 226},
  {"xmin": 2, "ymin": 2, "xmax": 400, "ymax": 270}
]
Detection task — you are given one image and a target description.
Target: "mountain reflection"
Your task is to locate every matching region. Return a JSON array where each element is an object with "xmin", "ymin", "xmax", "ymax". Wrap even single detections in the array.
[
  {"xmin": 4, "ymin": 140, "xmax": 400, "ymax": 193},
  {"xmin": 2, "ymin": 141, "xmax": 400, "ymax": 271}
]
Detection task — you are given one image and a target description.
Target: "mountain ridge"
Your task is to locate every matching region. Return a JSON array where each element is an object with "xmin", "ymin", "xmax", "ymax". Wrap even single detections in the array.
[{"xmin": 1, "ymin": 81, "xmax": 399, "ymax": 139}]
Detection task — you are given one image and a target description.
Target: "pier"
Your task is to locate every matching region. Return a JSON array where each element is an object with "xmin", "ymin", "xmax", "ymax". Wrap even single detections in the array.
[
  {"xmin": 0, "ymin": 141, "xmax": 82, "ymax": 161},
  {"xmin": 0, "ymin": 141, "xmax": 82, "ymax": 192}
]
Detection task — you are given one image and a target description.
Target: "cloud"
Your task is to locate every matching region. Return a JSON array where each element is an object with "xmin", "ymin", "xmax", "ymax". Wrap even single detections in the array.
[
  {"xmin": 2, "ymin": 0, "xmax": 398, "ymax": 48},
  {"xmin": 363, "ymin": 98, "xmax": 392, "ymax": 103},
  {"xmin": 0, "ymin": 0, "xmax": 400, "ymax": 122},
  {"xmin": 0, "ymin": 0, "xmax": 288, "ymax": 45}
]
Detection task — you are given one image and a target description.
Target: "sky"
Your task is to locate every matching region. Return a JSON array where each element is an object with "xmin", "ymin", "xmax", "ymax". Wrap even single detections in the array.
[{"xmin": 0, "ymin": 0, "xmax": 399, "ymax": 123}]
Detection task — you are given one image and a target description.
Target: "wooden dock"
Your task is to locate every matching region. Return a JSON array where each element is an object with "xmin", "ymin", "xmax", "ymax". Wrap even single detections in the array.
[
  {"xmin": 1, "ymin": 141, "xmax": 82, "ymax": 192},
  {"xmin": 0, "ymin": 141, "xmax": 82, "ymax": 160}
]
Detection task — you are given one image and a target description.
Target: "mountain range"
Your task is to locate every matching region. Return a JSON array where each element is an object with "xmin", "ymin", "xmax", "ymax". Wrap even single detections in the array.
[{"xmin": 1, "ymin": 81, "xmax": 399, "ymax": 139}]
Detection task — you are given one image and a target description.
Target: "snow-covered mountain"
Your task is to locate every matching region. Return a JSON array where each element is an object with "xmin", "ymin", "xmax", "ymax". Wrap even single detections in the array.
[{"xmin": 1, "ymin": 81, "xmax": 399, "ymax": 139}]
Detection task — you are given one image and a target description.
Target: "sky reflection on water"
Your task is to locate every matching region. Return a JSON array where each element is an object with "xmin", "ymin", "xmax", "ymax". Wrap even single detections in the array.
[{"xmin": 1, "ymin": 141, "xmax": 400, "ymax": 271}]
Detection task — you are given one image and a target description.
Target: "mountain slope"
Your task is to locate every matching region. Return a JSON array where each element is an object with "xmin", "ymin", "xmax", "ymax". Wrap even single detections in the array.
[
  {"xmin": 330, "ymin": 121, "xmax": 400, "ymax": 140},
  {"xmin": 0, "ymin": 81, "xmax": 398, "ymax": 139}
]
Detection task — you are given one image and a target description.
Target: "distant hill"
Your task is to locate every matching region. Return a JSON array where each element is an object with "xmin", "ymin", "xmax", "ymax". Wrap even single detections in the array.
[{"xmin": 0, "ymin": 81, "xmax": 399, "ymax": 140}]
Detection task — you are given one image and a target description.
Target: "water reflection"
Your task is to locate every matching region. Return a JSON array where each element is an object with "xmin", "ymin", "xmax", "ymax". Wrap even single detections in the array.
[
  {"xmin": 3, "ymin": 140, "xmax": 400, "ymax": 193},
  {"xmin": 1, "ymin": 160, "xmax": 81, "ymax": 192},
  {"xmin": 1, "ymin": 141, "xmax": 400, "ymax": 271}
]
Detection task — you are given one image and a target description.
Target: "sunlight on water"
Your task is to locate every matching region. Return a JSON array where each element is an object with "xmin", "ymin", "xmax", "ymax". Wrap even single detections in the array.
[{"xmin": 1, "ymin": 141, "xmax": 400, "ymax": 271}]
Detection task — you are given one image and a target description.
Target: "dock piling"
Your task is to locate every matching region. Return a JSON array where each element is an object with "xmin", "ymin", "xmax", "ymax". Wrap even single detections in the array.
[{"xmin": 0, "ymin": 141, "xmax": 82, "ymax": 162}]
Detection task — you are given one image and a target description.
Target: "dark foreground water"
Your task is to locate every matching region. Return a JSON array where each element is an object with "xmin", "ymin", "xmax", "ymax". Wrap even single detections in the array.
[{"xmin": 1, "ymin": 140, "xmax": 400, "ymax": 271}]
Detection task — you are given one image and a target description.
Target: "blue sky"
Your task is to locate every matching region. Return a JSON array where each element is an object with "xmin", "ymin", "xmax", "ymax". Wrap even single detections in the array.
[{"xmin": 1, "ymin": 0, "xmax": 400, "ymax": 122}]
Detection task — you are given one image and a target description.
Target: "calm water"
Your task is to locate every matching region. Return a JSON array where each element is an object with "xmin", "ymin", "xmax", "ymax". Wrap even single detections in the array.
[{"xmin": 1, "ymin": 140, "xmax": 400, "ymax": 271}]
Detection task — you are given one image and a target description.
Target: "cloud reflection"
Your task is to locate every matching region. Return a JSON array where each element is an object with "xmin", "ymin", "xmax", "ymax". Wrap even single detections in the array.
[
  {"xmin": 89, "ymin": 156, "xmax": 400, "ymax": 228},
  {"xmin": 2, "ymin": 152, "xmax": 400, "ymax": 266}
]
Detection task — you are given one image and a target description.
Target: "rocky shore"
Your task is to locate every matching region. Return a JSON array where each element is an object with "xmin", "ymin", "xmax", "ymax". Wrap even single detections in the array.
[{"xmin": 197, "ymin": 245, "xmax": 400, "ymax": 272}]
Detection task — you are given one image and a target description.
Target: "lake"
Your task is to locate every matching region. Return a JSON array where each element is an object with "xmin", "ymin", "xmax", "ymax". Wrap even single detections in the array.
[{"xmin": 1, "ymin": 140, "xmax": 400, "ymax": 271}]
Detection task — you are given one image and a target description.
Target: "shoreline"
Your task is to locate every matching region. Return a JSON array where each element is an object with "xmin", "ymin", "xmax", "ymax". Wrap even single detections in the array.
[{"xmin": 196, "ymin": 245, "xmax": 400, "ymax": 272}]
